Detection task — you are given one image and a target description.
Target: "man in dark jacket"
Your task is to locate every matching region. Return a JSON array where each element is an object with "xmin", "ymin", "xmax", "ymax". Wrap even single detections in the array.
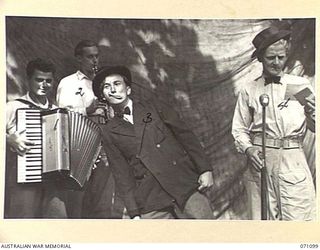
[{"xmin": 92, "ymin": 66, "xmax": 214, "ymax": 219}]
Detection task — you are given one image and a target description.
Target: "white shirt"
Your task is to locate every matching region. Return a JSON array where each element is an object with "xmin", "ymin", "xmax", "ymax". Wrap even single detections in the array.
[
  {"xmin": 232, "ymin": 73, "xmax": 312, "ymax": 153},
  {"xmin": 123, "ymin": 98, "xmax": 134, "ymax": 124},
  {"xmin": 56, "ymin": 70, "xmax": 95, "ymax": 115}
]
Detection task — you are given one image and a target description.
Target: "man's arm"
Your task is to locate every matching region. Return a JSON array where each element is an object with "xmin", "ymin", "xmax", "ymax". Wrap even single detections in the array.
[
  {"xmin": 304, "ymin": 94, "xmax": 315, "ymax": 132},
  {"xmin": 232, "ymin": 89, "xmax": 263, "ymax": 170},
  {"xmin": 152, "ymin": 99, "xmax": 214, "ymax": 191},
  {"xmin": 153, "ymin": 99, "xmax": 211, "ymax": 173},
  {"xmin": 231, "ymin": 88, "xmax": 254, "ymax": 154},
  {"xmin": 6, "ymin": 101, "xmax": 35, "ymax": 156}
]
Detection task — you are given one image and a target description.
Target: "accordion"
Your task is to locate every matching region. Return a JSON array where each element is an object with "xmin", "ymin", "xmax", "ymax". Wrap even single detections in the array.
[{"xmin": 16, "ymin": 108, "xmax": 102, "ymax": 189}]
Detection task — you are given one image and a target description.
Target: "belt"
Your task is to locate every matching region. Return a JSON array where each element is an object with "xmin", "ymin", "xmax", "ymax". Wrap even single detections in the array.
[{"xmin": 252, "ymin": 136, "xmax": 303, "ymax": 149}]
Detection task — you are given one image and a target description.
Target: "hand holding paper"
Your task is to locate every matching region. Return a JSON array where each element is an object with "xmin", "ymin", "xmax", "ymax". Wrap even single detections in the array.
[{"xmin": 293, "ymin": 87, "xmax": 314, "ymax": 106}]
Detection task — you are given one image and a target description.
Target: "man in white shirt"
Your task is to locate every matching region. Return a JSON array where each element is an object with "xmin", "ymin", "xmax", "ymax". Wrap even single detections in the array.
[
  {"xmin": 6, "ymin": 58, "xmax": 67, "ymax": 218},
  {"xmin": 56, "ymin": 40, "xmax": 99, "ymax": 115},
  {"xmin": 56, "ymin": 40, "xmax": 111, "ymax": 218},
  {"xmin": 232, "ymin": 26, "xmax": 316, "ymax": 220}
]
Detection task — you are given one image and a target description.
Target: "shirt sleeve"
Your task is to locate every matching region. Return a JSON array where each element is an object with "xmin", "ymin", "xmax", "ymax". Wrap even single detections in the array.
[
  {"xmin": 6, "ymin": 101, "xmax": 19, "ymax": 134},
  {"xmin": 305, "ymin": 82, "xmax": 315, "ymax": 133},
  {"xmin": 231, "ymin": 88, "xmax": 254, "ymax": 154}
]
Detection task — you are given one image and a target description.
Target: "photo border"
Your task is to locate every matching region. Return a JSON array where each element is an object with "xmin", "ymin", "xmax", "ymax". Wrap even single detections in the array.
[{"xmin": 0, "ymin": 0, "xmax": 319, "ymax": 243}]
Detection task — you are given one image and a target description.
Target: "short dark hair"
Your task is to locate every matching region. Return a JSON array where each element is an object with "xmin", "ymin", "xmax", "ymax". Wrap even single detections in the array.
[
  {"xmin": 74, "ymin": 40, "xmax": 98, "ymax": 56},
  {"xmin": 26, "ymin": 58, "xmax": 55, "ymax": 79}
]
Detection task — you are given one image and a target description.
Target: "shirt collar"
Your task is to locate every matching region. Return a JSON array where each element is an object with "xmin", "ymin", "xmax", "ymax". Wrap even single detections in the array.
[
  {"xmin": 25, "ymin": 92, "xmax": 50, "ymax": 109},
  {"xmin": 125, "ymin": 98, "xmax": 133, "ymax": 115},
  {"xmin": 76, "ymin": 70, "xmax": 90, "ymax": 81},
  {"xmin": 262, "ymin": 71, "xmax": 285, "ymax": 78}
]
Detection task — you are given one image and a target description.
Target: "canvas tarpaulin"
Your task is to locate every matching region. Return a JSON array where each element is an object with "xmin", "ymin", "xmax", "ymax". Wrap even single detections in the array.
[{"xmin": 6, "ymin": 17, "xmax": 315, "ymax": 219}]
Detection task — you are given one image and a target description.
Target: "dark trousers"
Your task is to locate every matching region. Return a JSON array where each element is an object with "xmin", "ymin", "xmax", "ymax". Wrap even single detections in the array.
[
  {"xmin": 65, "ymin": 164, "xmax": 112, "ymax": 218},
  {"xmin": 5, "ymin": 182, "xmax": 68, "ymax": 218},
  {"xmin": 138, "ymin": 191, "xmax": 214, "ymax": 219},
  {"xmin": 5, "ymin": 150, "xmax": 67, "ymax": 218}
]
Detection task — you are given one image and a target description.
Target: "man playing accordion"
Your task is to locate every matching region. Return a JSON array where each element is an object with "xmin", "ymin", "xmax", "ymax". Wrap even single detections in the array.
[{"xmin": 5, "ymin": 58, "xmax": 67, "ymax": 218}]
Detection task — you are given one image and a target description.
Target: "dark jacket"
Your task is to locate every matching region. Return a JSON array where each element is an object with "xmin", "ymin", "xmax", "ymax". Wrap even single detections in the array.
[{"xmin": 100, "ymin": 99, "xmax": 212, "ymax": 217}]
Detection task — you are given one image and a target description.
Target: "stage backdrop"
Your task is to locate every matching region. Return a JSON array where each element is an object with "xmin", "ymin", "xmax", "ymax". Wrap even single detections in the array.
[{"xmin": 5, "ymin": 17, "xmax": 315, "ymax": 219}]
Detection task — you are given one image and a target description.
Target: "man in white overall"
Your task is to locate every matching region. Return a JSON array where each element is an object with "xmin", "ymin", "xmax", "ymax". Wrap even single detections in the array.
[{"xmin": 232, "ymin": 26, "xmax": 316, "ymax": 220}]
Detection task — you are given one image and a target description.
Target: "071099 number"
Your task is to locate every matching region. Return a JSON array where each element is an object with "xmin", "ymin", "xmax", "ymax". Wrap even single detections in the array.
[{"xmin": 300, "ymin": 244, "xmax": 319, "ymax": 248}]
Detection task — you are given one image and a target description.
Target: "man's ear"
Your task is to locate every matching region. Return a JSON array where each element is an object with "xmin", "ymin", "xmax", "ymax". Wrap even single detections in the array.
[
  {"xmin": 126, "ymin": 86, "xmax": 131, "ymax": 96},
  {"xmin": 76, "ymin": 55, "xmax": 82, "ymax": 63}
]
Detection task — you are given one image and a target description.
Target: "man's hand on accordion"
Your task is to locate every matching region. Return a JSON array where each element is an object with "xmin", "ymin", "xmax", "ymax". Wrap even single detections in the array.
[{"xmin": 6, "ymin": 130, "xmax": 35, "ymax": 156}]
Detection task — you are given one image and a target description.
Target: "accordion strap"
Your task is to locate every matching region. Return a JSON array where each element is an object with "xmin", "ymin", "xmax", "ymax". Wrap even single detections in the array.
[{"xmin": 16, "ymin": 98, "xmax": 52, "ymax": 111}]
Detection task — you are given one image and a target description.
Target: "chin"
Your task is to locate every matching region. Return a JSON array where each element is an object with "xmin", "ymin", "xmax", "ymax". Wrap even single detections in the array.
[
  {"xmin": 107, "ymin": 100, "xmax": 123, "ymax": 105},
  {"xmin": 266, "ymin": 71, "xmax": 281, "ymax": 77}
]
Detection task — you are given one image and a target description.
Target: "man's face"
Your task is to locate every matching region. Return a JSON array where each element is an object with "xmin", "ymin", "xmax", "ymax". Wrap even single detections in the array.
[
  {"xmin": 77, "ymin": 46, "xmax": 99, "ymax": 74},
  {"xmin": 28, "ymin": 69, "xmax": 54, "ymax": 96},
  {"xmin": 102, "ymin": 74, "xmax": 131, "ymax": 106},
  {"xmin": 262, "ymin": 41, "xmax": 288, "ymax": 77}
]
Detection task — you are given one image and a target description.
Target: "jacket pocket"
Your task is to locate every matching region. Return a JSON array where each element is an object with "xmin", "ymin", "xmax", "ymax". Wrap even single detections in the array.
[{"xmin": 279, "ymin": 172, "xmax": 306, "ymax": 185}]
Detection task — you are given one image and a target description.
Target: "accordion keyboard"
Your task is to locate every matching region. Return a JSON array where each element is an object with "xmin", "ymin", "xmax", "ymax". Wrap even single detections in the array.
[{"xmin": 16, "ymin": 109, "xmax": 42, "ymax": 183}]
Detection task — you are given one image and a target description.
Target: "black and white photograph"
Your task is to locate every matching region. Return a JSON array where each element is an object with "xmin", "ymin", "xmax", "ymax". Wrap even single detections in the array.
[{"xmin": 5, "ymin": 16, "xmax": 316, "ymax": 222}]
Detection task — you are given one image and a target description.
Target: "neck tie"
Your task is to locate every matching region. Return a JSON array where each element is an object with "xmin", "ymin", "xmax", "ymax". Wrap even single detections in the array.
[
  {"xmin": 115, "ymin": 106, "xmax": 131, "ymax": 118},
  {"xmin": 265, "ymin": 76, "xmax": 281, "ymax": 85}
]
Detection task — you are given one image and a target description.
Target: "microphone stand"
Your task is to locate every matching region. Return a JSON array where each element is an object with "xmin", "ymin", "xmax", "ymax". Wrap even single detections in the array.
[{"xmin": 260, "ymin": 94, "xmax": 269, "ymax": 220}]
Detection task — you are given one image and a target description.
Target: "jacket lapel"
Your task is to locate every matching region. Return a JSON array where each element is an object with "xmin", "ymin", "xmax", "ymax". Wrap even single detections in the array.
[
  {"xmin": 133, "ymin": 101, "xmax": 150, "ymax": 142},
  {"xmin": 108, "ymin": 116, "xmax": 135, "ymax": 137},
  {"xmin": 133, "ymin": 100, "xmax": 160, "ymax": 156},
  {"xmin": 107, "ymin": 100, "xmax": 158, "ymax": 153}
]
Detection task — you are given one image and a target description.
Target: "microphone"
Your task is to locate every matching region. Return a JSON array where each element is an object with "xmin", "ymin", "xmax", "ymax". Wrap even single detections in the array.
[{"xmin": 259, "ymin": 94, "xmax": 269, "ymax": 107}]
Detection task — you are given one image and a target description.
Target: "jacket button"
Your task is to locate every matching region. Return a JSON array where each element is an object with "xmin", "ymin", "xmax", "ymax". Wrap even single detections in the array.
[
  {"xmin": 172, "ymin": 161, "xmax": 177, "ymax": 166},
  {"xmin": 156, "ymin": 144, "xmax": 161, "ymax": 148},
  {"xmin": 135, "ymin": 154, "xmax": 140, "ymax": 159}
]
